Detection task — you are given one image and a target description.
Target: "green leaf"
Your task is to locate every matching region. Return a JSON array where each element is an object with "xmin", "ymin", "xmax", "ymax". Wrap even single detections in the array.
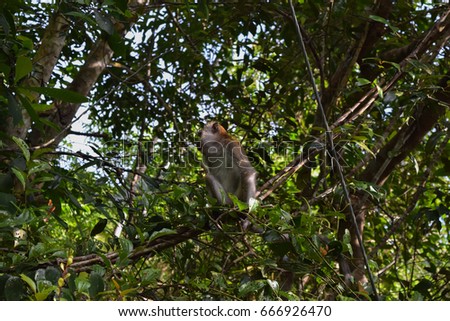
[
  {"xmin": 51, "ymin": 212, "xmax": 69, "ymax": 230},
  {"xmin": 97, "ymin": 253, "xmax": 113, "ymax": 271},
  {"xmin": 0, "ymin": 274, "xmax": 11, "ymax": 300},
  {"xmin": 11, "ymin": 136, "xmax": 30, "ymax": 162},
  {"xmin": 29, "ymin": 242, "xmax": 46, "ymax": 259},
  {"xmin": 229, "ymin": 194, "xmax": 248, "ymax": 211},
  {"xmin": 107, "ymin": 32, "xmax": 126, "ymax": 57},
  {"xmin": 11, "ymin": 167, "xmax": 26, "ymax": 189},
  {"xmin": 31, "ymin": 148, "xmax": 53, "ymax": 160},
  {"xmin": 369, "ymin": 15, "xmax": 389, "ymax": 24},
  {"xmin": 413, "ymin": 279, "xmax": 433, "ymax": 298},
  {"xmin": 376, "ymin": 83, "xmax": 383, "ymax": 99},
  {"xmin": 39, "ymin": 117, "xmax": 60, "ymax": 130},
  {"xmin": 369, "ymin": 15, "xmax": 399, "ymax": 33},
  {"xmin": 148, "ymin": 228, "xmax": 177, "ymax": 243},
  {"xmin": 356, "ymin": 78, "xmax": 371, "ymax": 86},
  {"xmin": 384, "ymin": 61, "xmax": 401, "ymax": 72},
  {"xmin": 343, "ymin": 229, "xmax": 353, "ymax": 256},
  {"xmin": 75, "ymin": 272, "xmax": 90, "ymax": 293},
  {"xmin": 45, "ymin": 267, "xmax": 62, "ymax": 285},
  {"xmin": 35, "ymin": 286, "xmax": 57, "ymax": 301},
  {"xmin": 119, "ymin": 238, "xmax": 134, "ymax": 254},
  {"xmin": 30, "ymin": 103, "xmax": 55, "ymax": 112},
  {"xmin": 28, "ymin": 161, "xmax": 51, "ymax": 175},
  {"xmin": 94, "ymin": 10, "xmax": 115, "ymax": 35},
  {"xmin": 67, "ymin": 192, "xmax": 83, "ymax": 210},
  {"xmin": 20, "ymin": 273, "xmax": 37, "ymax": 294},
  {"xmin": 89, "ymin": 272, "xmax": 105, "ymax": 299},
  {"xmin": 15, "ymin": 56, "xmax": 33, "ymax": 83},
  {"xmin": 17, "ymin": 35, "xmax": 33, "ymax": 50},
  {"xmin": 198, "ymin": 0, "xmax": 209, "ymax": 19},
  {"xmin": 18, "ymin": 93, "xmax": 42, "ymax": 130},
  {"xmin": 425, "ymin": 131, "xmax": 444, "ymax": 154},
  {"xmin": 90, "ymin": 218, "xmax": 108, "ymax": 237},
  {"xmin": 4, "ymin": 88, "xmax": 22, "ymax": 124},
  {"xmin": 354, "ymin": 141, "xmax": 375, "ymax": 156},
  {"xmin": 23, "ymin": 86, "xmax": 88, "ymax": 103},
  {"xmin": 0, "ymin": 11, "xmax": 15, "ymax": 35},
  {"xmin": 238, "ymin": 279, "xmax": 265, "ymax": 296},
  {"xmin": 65, "ymin": 11, "xmax": 97, "ymax": 26},
  {"xmin": 141, "ymin": 268, "xmax": 161, "ymax": 286},
  {"xmin": 407, "ymin": 59, "xmax": 433, "ymax": 74},
  {"xmin": 4, "ymin": 276, "xmax": 25, "ymax": 300}
]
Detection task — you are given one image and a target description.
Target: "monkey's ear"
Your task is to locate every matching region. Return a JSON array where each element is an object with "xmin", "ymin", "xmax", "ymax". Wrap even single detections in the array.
[{"xmin": 212, "ymin": 122, "xmax": 220, "ymax": 132}]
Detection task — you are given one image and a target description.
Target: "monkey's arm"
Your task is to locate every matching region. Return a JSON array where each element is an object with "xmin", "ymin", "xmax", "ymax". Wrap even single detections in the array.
[
  {"xmin": 240, "ymin": 170, "xmax": 257, "ymax": 203},
  {"xmin": 205, "ymin": 173, "xmax": 232, "ymax": 205}
]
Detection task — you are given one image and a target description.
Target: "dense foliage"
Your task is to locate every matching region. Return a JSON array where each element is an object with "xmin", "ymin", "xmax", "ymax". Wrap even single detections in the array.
[{"xmin": 0, "ymin": 0, "xmax": 449, "ymax": 300}]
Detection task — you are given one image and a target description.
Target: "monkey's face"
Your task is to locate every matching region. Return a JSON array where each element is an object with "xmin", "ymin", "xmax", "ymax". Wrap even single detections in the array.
[
  {"xmin": 198, "ymin": 121, "xmax": 229, "ymax": 155},
  {"xmin": 199, "ymin": 122, "xmax": 217, "ymax": 150}
]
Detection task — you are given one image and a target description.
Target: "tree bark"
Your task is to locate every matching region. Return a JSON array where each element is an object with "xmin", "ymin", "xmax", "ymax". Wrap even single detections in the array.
[
  {"xmin": 29, "ymin": 38, "xmax": 115, "ymax": 148},
  {"xmin": 337, "ymin": 7, "xmax": 450, "ymax": 287},
  {"xmin": 3, "ymin": 11, "xmax": 69, "ymax": 142},
  {"xmin": 26, "ymin": 1, "xmax": 150, "ymax": 149},
  {"xmin": 344, "ymin": 71, "xmax": 450, "ymax": 286}
]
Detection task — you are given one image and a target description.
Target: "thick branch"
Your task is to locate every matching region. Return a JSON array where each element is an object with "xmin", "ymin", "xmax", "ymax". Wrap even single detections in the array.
[
  {"xmin": 29, "ymin": 0, "xmax": 150, "ymax": 148},
  {"xmin": 318, "ymin": 0, "xmax": 393, "ymax": 120},
  {"xmin": 29, "ymin": 38, "xmax": 114, "ymax": 148},
  {"xmin": 335, "ymin": 7, "xmax": 450, "ymax": 288},
  {"xmin": 4, "ymin": 11, "xmax": 69, "ymax": 141},
  {"xmin": 360, "ymin": 71, "xmax": 450, "ymax": 185},
  {"xmin": 1, "ymin": 227, "xmax": 204, "ymax": 274}
]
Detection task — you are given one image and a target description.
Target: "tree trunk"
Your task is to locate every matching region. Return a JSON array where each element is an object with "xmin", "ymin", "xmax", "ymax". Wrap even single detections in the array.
[
  {"xmin": 5, "ymin": 1, "xmax": 151, "ymax": 150},
  {"xmin": 345, "ymin": 70, "xmax": 450, "ymax": 287},
  {"xmin": 331, "ymin": 5, "xmax": 450, "ymax": 288},
  {"xmin": 3, "ymin": 12, "xmax": 69, "ymax": 143},
  {"xmin": 29, "ymin": 38, "xmax": 115, "ymax": 148}
]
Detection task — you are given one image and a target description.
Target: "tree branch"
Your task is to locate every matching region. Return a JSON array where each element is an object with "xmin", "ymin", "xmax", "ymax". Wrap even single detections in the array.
[
  {"xmin": 28, "ymin": 0, "xmax": 151, "ymax": 148},
  {"xmin": 4, "ymin": 11, "xmax": 69, "ymax": 141}
]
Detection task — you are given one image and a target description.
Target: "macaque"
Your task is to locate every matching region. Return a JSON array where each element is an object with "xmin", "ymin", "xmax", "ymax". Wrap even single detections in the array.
[{"xmin": 199, "ymin": 121, "xmax": 257, "ymax": 206}]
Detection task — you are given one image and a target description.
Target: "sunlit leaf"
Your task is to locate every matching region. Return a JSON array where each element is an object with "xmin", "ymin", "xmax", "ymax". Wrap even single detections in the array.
[
  {"xmin": 20, "ymin": 273, "xmax": 36, "ymax": 294},
  {"xmin": 11, "ymin": 136, "xmax": 30, "ymax": 162},
  {"xmin": 15, "ymin": 56, "xmax": 33, "ymax": 83}
]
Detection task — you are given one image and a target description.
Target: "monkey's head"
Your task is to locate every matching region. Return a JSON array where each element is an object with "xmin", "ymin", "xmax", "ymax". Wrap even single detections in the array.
[
  {"xmin": 198, "ymin": 121, "xmax": 232, "ymax": 152},
  {"xmin": 198, "ymin": 121, "xmax": 230, "ymax": 142},
  {"xmin": 200, "ymin": 121, "xmax": 227, "ymax": 136}
]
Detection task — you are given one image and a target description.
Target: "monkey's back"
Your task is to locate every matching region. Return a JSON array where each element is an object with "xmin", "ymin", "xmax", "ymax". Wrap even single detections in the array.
[{"xmin": 199, "ymin": 121, "xmax": 257, "ymax": 203}]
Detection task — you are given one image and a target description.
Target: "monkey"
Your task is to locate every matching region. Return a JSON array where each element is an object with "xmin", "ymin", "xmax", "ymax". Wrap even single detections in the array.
[{"xmin": 199, "ymin": 121, "xmax": 257, "ymax": 206}]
